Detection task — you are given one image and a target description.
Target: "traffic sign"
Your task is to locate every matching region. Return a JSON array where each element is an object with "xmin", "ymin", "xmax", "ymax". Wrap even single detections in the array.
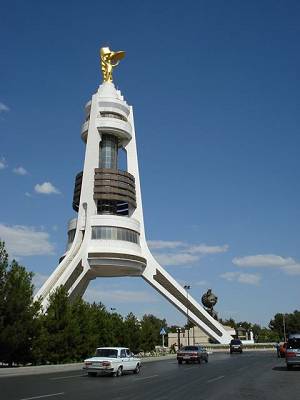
[{"xmin": 160, "ymin": 328, "xmax": 166, "ymax": 335}]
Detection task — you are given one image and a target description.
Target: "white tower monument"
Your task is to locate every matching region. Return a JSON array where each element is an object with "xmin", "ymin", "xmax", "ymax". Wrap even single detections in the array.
[{"xmin": 35, "ymin": 47, "xmax": 232, "ymax": 344}]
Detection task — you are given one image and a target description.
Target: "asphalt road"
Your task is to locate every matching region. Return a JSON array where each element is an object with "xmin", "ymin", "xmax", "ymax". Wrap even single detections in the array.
[{"xmin": 1, "ymin": 352, "xmax": 299, "ymax": 400}]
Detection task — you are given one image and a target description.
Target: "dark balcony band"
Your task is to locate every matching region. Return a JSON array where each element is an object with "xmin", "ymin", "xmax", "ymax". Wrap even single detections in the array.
[
  {"xmin": 88, "ymin": 252, "xmax": 146, "ymax": 265},
  {"xmin": 95, "ymin": 179, "xmax": 135, "ymax": 194},
  {"xmin": 72, "ymin": 169, "xmax": 137, "ymax": 212},
  {"xmin": 94, "ymin": 169, "xmax": 136, "ymax": 209},
  {"xmin": 95, "ymin": 168, "xmax": 135, "ymax": 181}
]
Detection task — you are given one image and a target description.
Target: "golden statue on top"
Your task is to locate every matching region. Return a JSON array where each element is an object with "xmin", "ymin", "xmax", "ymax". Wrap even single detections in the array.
[{"xmin": 100, "ymin": 47, "xmax": 125, "ymax": 83}]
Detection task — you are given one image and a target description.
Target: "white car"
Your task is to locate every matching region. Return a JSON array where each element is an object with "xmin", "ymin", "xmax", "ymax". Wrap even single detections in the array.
[{"xmin": 83, "ymin": 347, "xmax": 141, "ymax": 377}]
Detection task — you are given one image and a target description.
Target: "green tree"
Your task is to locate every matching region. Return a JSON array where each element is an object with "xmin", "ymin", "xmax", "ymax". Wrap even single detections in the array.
[
  {"xmin": 252, "ymin": 323, "xmax": 262, "ymax": 341},
  {"xmin": 88, "ymin": 302, "xmax": 115, "ymax": 348},
  {"xmin": 269, "ymin": 313, "xmax": 285, "ymax": 339},
  {"xmin": 0, "ymin": 241, "xmax": 9, "ymax": 336},
  {"xmin": 43, "ymin": 286, "xmax": 81, "ymax": 363},
  {"xmin": 70, "ymin": 299, "xmax": 99, "ymax": 359},
  {"xmin": 31, "ymin": 314, "xmax": 50, "ymax": 365},
  {"xmin": 123, "ymin": 312, "xmax": 141, "ymax": 353},
  {"xmin": 269, "ymin": 311, "xmax": 300, "ymax": 340},
  {"xmin": 0, "ymin": 242, "xmax": 41, "ymax": 366},
  {"xmin": 219, "ymin": 318, "xmax": 237, "ymax": 328},
  {"xmin": 107, "ymin": 311, "xmax": 125, "ymax": 346},
  {"xmin": 140, "ymin": 314, "xmax": 167, "ymax": 352},
  {"xmin": 237, "ymin": 321, "xmax": 252, "ymax": 331},
  {"xmin": 287, "ymin": 310, "xmax": 300, "ymax": 333},
  {"xmin": 168, "ymin": 325, "xmax": 180, "ymax": 333},
  {"xmin": 256, "ymin": 327, "xmax": 279, "ymax": 343}
]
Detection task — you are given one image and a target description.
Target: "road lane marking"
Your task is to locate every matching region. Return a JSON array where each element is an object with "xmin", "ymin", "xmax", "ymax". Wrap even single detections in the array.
[
  {"xmin": 207, "ymin": 375, "xmax": 225, "ymax": 383},
  {"xmin": 134, "ymin": 374, "xmax": 159, "ymax": 381},
  {"xmin": 20, "ymin": 393, "xmax": 64, "ymax": 400},
  {"xmin": 49, "ymin": 374, "xmax": 85, "ymax": 380}
]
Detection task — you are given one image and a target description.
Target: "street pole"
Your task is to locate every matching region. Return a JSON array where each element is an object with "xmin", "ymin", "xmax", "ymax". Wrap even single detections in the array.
[
  {"xmin": 283, "ymin": 314, "xmax": 287, "ymax": 342},
  {"xmin": 160, "ymin": 328, "xmax": 166, "ymax": 350},
  {"xmin": 193, "ymin": 325, "xmax": 195, "ymax": 345},
  {"xmin": 177, "ymin": 328, "xmax": 181, "ymax": 350},
  {"xmin": 184, "ymin": 285, "xmax": 191, "ymax": 346}
]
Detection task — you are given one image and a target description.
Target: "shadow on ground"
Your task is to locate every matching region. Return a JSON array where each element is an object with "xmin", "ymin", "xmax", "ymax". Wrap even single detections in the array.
[{"xmin": 273, "ymin": 366, "xmax": 300, "ymax": 372}]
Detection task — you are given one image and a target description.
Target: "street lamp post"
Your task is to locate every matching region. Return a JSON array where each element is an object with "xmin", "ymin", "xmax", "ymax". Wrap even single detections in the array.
[
  {"xmin": 283, "ymin": 314, "xmax": 287, "ymax": 342},
  {"xmin": 176, "ymin": 327, "xmax": 181, "ymax": 350},
  {"xmin": 193, "ymin": 325, "xmax": 195, "ymax": 345},
  {"xmin": 184, "ymin": 285, "xmax": 191, "ymax": 346}
]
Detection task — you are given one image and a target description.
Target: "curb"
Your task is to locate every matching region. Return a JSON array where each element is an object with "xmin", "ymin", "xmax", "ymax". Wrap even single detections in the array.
[{"xmin": 0, "ymin": 355, "xmax": 177, "ymax": 378}]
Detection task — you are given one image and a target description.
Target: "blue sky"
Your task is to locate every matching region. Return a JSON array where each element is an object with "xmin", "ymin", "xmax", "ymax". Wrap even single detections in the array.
[{"xmin": 0, "ymin": 0, "xmax": 300, "ymax": 327}]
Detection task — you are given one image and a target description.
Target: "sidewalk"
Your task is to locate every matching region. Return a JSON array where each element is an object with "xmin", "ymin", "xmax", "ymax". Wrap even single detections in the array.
[{"xmin": 0, "ymin": 354, "xmax": 177, "ymax": 378}]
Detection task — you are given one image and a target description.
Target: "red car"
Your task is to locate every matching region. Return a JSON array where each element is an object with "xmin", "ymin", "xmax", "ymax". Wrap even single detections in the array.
[
  {"xmin": 177, "ymin": 346, "xmax": 208, "ymax": 364},
  {"xmin": 278, "ymin": 342, "xmax": 287, "ymax": 358}
]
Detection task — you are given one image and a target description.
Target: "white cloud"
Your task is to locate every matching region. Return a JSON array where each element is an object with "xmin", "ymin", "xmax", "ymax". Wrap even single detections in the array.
[
  {"xmin": 148, "ymin": 240, "xmax": 228, "ymax": 254},
  {"xmin": 233, "ymin": 254, "xmax": 294, "ymax": 267},
  {"xmin": 283, "ymin": 263, "xmax": 300, "ymax": 275},
  {"xmin": 232, "ymin": 254, "xmax": 300, "ymax": 275},
  {"xmin": 220, "ymin": 271, "xmax": 261, "ymax": 285},
  {"xmin": 25, "ymin": 192, "xmax": 32, "ymax": 197},
  {"xmin": 0, "ymin": 102, "xmax": 9, "ymax": 113},
  {"xmin": 84, "ymin": 288, "xmax": 158, "ymax": 304},
  {"xmin": 13, "ymin": 166, "xmax": 28, "ymax": 175},
  {"xmin": 220, "ymin": 272, "xmax": 239, "ymax": 282},
  {"xmin": 149, "ymin": 240, "xmax": 229, "ymax": 267},
  {"xmin": 0, "ymin": 224, "xmax": 55, "ymax": 257},
  {"xmin": 0, "ymin": 157, "xmax": 7, "ymax": 170},
  {"xmin": 34, "ymin": 182, "xmax": 60, "ymax": 195},
  {"xmin": 188, "ymin": 244, "xmax": 229, "ymax": 254},
  {"xmin": 154, "ymin": 252, "xmax": 200, "ymax": 266},
  {"xmin": 148, "ymin": 240, "xmax": 185, "ymax": 250},
  {"xmin": 238, "ymin": 273, "xmax": 261, "ymax": 285}
]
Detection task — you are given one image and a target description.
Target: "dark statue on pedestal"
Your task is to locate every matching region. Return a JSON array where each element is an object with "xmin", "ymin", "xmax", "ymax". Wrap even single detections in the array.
[{"xmin": 201, "ymin": 289, "xmax": 218, "ymax": 320}]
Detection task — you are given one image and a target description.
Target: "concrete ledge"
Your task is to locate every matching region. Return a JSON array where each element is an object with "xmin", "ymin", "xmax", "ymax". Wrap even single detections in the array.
[
  {"xmin": 0, "ymin": 363, "xmax": 82, "ymax": 378},
  {"xmin": 0, "ymin": 355, "xmax": 177, "ymax": 378}
]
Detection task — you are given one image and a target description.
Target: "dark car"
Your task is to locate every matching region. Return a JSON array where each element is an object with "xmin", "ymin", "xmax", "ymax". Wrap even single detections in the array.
[
  {"xmin": 230, "ymin": 339, "xmax": 243, "ymax": 354},
  {"xmin": 286, "ymin": 334, "xmax": 300, "ymax": 370},
  {"xmin": 177, "ymin": 345, "xmax": 208, "ymax": 364}
]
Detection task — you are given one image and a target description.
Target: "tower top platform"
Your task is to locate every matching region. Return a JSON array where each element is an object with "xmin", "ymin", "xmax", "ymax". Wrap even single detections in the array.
[{"xmin": 98, "ymin": 81, "xmax": 123, "ymax": 100}]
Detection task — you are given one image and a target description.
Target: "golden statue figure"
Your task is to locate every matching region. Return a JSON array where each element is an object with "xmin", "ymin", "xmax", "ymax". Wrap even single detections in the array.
[{"xmin": 100, "ymin": 47, "xmax": 125, "ymax": 83}]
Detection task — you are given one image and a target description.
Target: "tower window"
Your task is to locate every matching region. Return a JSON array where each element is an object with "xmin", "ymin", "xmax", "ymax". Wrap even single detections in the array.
[
  {"xmin": 91, "ymin": 226, "xmax": 139, "ymax": 244},
  {"xmin": 99, "ymin": 134, "xmax": 118, "ymax": 170},
  {"xmin": 100, "ymin": 112, "xmax": 127, "ymax": 122},
  {"xmin": 68, "ymin": 229, "xmax": 76, "ymax": 243}
]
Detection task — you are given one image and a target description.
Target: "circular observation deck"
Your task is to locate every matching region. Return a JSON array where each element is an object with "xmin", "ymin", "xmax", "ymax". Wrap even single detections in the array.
[
  {"xmin": 88, "ymin": 251, "xmax": 147, "ymax": 277},
  {"xmin": 81, "ymin": 111, "xmax": 132, "ymax": 144}
]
